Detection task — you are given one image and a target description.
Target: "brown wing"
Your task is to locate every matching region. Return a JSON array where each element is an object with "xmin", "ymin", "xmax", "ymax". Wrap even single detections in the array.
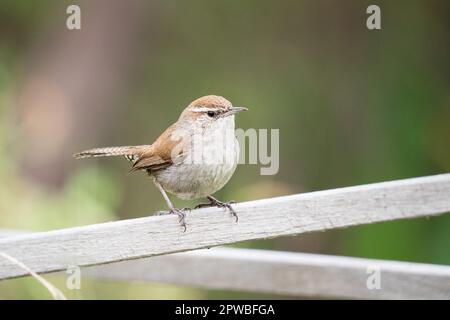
[{"xmin": 130, "ymin": 123, "xmax": 189, "ymax": 172}]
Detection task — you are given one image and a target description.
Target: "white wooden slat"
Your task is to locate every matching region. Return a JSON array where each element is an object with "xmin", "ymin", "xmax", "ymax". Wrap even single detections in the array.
[
  {"xmin": 86, "ymin": 247, "xmax": 450, "ymax": 299},
  {"xmin": 2, "ymin": 229, "xmax": 449, "ymax": 299},
  {"xmin": 0, "ymin": 174, "xmax": 449, "ymax": 280}
]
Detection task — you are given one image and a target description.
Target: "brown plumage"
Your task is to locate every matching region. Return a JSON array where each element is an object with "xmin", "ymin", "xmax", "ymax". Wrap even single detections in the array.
[
  {"xmin": 73, "ymin": 123, "xmax": 188, "ymax": 173},
  {"xmin": 74, "ymin": 95, "xmax": 247, "ymax": 231},
  {"xmin": 74, "ymin": 95, "xmax": 226, "ymax": 172},
  {"xmin": 130, "ymin": 123, "xmax": 188, "ymax": 172}
]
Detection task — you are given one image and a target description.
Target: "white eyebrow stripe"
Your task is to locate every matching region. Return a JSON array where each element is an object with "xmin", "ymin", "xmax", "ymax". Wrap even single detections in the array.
[{"xmin": 191, "ymin": 107, "xmax": 217, "ymax": 113}]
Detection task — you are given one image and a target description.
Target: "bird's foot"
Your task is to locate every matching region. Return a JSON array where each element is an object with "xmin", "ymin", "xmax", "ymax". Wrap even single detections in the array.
[
  {"xmin": 157, "ymin": 208, "xmax": 187, "ymax": 232},
  {"xmin": 170, "ymin": 208, "xmax": 187, "ymax": 232},
  {"xmin": 195, "ymin": 196, "xmax": 238, "ymax": 222}
]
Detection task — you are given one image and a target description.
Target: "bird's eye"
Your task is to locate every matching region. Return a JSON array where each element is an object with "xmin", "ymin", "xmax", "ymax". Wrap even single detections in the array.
[{"xmin": 207, "ymin": 111, "xmax": 216, "ymax": 118}]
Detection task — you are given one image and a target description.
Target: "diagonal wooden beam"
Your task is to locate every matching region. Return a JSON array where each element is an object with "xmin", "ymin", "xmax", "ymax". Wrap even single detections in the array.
[{"xmin": 0, "ymin": 174, "xmax": 449, "ymax": 280}]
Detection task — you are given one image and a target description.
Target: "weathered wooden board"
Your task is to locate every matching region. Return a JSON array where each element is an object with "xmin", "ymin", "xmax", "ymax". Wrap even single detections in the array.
[{"xmin": 0, "ymin": 174, "xmax": 449, "ymax": 280}]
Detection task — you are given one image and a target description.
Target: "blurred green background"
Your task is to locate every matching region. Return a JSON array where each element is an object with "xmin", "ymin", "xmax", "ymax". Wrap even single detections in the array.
[{"xmin": 0, "ymin": 0, "xmax": 449, "ymax": 299}]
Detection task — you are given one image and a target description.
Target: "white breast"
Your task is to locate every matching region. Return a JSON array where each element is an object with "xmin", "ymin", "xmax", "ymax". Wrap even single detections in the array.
[{"xmin": 153, "ymin": 116, "xmax": 239, "ymax": 200}]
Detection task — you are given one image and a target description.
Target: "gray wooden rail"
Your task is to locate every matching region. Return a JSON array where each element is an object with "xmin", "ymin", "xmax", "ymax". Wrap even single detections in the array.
[
  {"xmin": 87, "ymin": 247, "xmax": 450, "ymax": 299},
  {"xmin": 0, "ymin": 229, "xmax": 450, "ymax": 299},
  {"xmin": 2, "ymin": 230, "xmax": 449, "ymax": 299},
  {"xmin": 0, "ymin": 174, "xmax": 449, "ymax": 292}
]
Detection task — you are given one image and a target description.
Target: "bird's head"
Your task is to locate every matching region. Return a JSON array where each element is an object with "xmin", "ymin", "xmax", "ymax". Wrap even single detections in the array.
[{"xmin": 179, "ymin": 95, "xmax": 248, "ymax": 126}]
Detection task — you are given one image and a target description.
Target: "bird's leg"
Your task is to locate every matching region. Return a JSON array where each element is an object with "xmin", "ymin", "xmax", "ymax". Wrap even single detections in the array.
[
  {"xmin": 195, "ymin": 195, "xmax": 238, "ymax": 222},
  {"xmin": 154, "ymin": 180, "xmax": 187, "ymax": 232}
]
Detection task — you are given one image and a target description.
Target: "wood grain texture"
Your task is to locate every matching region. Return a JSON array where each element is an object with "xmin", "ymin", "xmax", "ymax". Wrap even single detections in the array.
[
  {"xmin": 0, "ymin": 174, "xmax": 449, "ymax": 280},
  {"xmin": 2, "ymin": 229, "xmax": 449, "ymax": 298},
  {"xmin": 87, "ymin": 247, "xmax": 450, "ymax": 299}
]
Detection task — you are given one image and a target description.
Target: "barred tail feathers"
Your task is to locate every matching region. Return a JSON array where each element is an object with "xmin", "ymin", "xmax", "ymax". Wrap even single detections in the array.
[{"xmin": 73, "ymin": 145, "xmax": 150, "ymax": 159}]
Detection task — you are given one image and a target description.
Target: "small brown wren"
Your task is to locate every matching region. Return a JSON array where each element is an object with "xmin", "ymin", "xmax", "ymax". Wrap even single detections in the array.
[{"xmin": 74, "ymin": 95, "xmax": 248, "ymax": 230}]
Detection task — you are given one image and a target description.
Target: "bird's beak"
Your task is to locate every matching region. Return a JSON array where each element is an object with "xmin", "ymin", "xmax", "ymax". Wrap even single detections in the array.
[{"xmin": 224, "ymin": 106, "xmax": 248, "ymax": 117}]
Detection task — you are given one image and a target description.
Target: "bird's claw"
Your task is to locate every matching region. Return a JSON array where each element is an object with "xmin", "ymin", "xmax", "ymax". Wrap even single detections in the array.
[
  {"xmin": 194, "ymin": 203, "xmax": 211, "ymax": 209},
  {"xmin": 196, "ymin": 198, "xmax": 238, "ymax": 222},
  {"xmin": 155, "ymin": 209, "xmax": 187, "ymax": 231},
  {"xmin": 220, "ymin": 202, "xmax": 238, "ymax": 223},
  {"xmin": 169, "ymin": 208, "xmax": 187, "ymax": 232}
]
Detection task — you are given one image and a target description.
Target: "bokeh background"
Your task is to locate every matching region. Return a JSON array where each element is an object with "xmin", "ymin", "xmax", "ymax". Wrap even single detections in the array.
[{"xmin": 0, "ymin": 0, "xmax": 449, "ymax": 299}]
